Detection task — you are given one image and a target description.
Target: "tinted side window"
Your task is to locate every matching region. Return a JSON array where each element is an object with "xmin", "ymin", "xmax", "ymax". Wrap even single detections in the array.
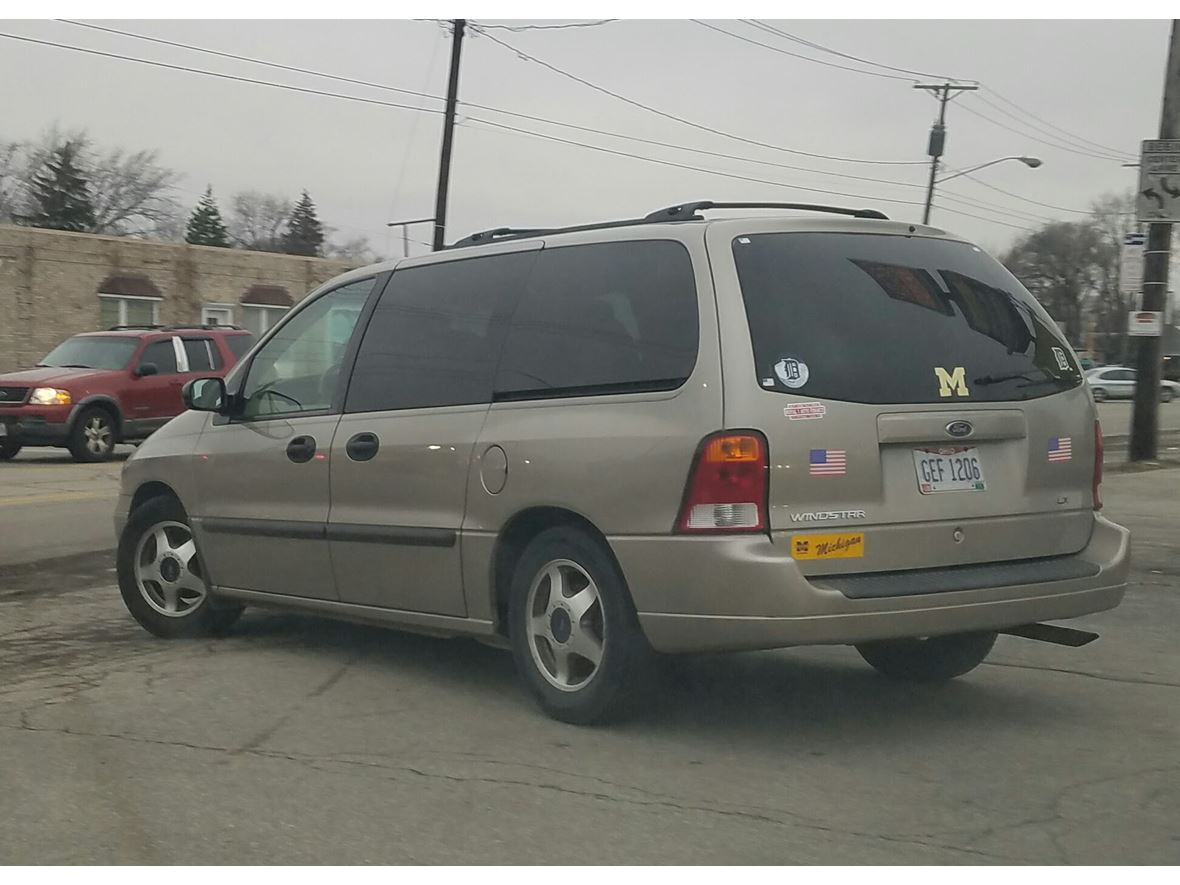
[
  {"xmin": 345, "ymin": 252, "xmax": 535, "ymax": 413},
  {"xmin": 495, "ymin": 240, "xmax": 699, "ymax": 399},
  {"xmin": 225, "ymin": 334, "xmax": 255, "ymax": 361},
  {"xmin": 182, "ymin": 338, "xmax": 219, "ymax": 372},
  {"xmin": 140, "ymin": 340, "xmax": 178, "ymax": 375}
]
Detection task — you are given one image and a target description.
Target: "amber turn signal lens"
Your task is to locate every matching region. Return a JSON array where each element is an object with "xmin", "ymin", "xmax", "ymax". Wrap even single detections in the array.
[{"xmin": 704, "ymin": 435, "xmax": 761, "ymax": 463}]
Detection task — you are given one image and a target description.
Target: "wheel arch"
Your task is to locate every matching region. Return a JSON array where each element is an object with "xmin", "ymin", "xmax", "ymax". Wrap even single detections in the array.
[
  {"xmin": 70, "ymin": 395, "xmax": 124, "ymax": 439},
  {"xmin": 130, "ymin": 479, "xmax": 184, "ymax": 516},
  {"xmin": 490, "ymin": 506, "xmax": 630, "ymax": 637}
]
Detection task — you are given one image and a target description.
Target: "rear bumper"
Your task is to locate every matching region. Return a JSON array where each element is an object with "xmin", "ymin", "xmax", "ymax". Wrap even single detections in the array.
[
  {"xmin": 611, "ymin": 514, "xmax": 1130, "ymax": 653},
  {"xmin": 0, "ymin": 408, "xmax": 72, "ymax": 445}
]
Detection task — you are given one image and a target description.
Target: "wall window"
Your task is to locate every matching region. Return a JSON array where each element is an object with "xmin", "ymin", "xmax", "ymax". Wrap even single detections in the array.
[
  {"xmin": 99, "ymin": 295, "xmax": 160, "ymax": 328},
  {"xmin": 345, "ymin": 252, "xmax": 535, "ymax": 413},
  {"xmin": 494, "ymin": 241, "xmax": 699, "ymax": 399},
  {"xmin": 241, "ymin": 304, "xmax": 289, "ymax": 337},
  {"xmin": 202, "ymin": 304, "xmax": 235, "ymax": 327}
]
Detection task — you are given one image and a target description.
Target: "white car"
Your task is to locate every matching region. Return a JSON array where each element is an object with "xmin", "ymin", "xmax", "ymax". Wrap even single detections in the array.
[{"xmin": 1085, "ymin": 365, "xmax": 1180, "ymax": 402}]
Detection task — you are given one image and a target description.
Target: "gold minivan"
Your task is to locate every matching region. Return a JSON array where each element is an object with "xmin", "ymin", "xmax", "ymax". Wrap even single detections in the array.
[{"xmin": 114, "ymin": 202, "xmax": 1130, "ymax": 723}]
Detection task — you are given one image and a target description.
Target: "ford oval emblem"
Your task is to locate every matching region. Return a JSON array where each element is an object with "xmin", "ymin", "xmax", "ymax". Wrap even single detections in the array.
[{"xmin": 946, "ymin": 420, "xmax": 974, "ymax": 439}]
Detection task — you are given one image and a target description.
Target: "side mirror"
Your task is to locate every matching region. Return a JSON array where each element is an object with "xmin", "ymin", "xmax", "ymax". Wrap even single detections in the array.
[
  {"xmin": 135, "ymin": 362, "xmax": 159, "ymax": 378},
  {"xmin": 183, "ymin": 377, "xmax": 227, "ymax": 413}
]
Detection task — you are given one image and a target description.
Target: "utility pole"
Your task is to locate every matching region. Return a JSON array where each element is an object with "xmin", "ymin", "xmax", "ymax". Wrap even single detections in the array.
[
  {"xmin": 914, "ymin": 82, "xmax": 979, "ymax": 224},
  {"xmin": 1130, "ymin": 20, "xmax": 1180, "ymax": 462},
  {"xmin": 386, "ymin": 217, "xmax": 434, "ymax": 258},
  {"xmin": 432, "ymin": 18, "xmax": 466, "ymax": 252}
]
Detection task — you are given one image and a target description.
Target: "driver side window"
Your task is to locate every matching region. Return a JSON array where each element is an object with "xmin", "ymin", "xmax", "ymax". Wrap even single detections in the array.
[{"xmin": 240, "ymin": 279, "xmax": 374, "ymax": 418}]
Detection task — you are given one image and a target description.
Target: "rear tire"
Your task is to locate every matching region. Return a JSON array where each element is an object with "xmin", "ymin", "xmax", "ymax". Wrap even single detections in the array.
[
  {"xmin": 0, "ymin": 441, "xmax": 20, "ymax": 461},
  {"xmin": 69, "ymin": 406, "xmax": 117, "ymax": 462},
  {"xmin": 1161, "ymin": 388, "xmax": 1174, "ymax": 403},
  {"xmin": 508, "ymin": 526, "xmax": 651, "ymax": 724},
  {"xmin": 117, "ymin": 495, "xmax": 243, "ymax": 638},
  {"xmin": 856, "ymin": 631, "xmax": 997, "ymax": 683},
  {"xmin": 1091, "ymin": 387, "xmax": 1107, "ymax": 402}
]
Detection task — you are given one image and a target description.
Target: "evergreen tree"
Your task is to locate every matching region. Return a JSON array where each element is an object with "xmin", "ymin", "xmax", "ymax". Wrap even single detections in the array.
[
  {"xmin": 281, "ymin": 190, "xmax": 324, "ymax": 257},
  {"xmin": 185, "ymin": 186, "xmax": 231, "ymax": 247},
  {"xmin": 18, "ymin": 141, "xmax": 95, "ymax": 232}
]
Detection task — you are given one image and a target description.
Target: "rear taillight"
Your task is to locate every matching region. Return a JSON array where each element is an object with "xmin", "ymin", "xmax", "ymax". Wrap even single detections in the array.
[
  {"xmin": 676, "ymin": 431, "xmax": 769, "ymax": 533},
  {"xmin": 1093, "ymin": 420, "xmax": 1103, "ymax": 511}
]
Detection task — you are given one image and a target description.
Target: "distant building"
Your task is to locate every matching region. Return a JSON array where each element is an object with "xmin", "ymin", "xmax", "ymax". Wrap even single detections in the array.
[{"xmin": 0, "ymin": 224, "xmax": 355, "ymax": 372}]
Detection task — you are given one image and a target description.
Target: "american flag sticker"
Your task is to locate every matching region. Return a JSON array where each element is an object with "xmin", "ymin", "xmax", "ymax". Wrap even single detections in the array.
[
  {"xmin": 809, "ymin": 448, "xmax": 847, "ymax": 476},
  {"xmin": 1048, "ymin": 436, "xmax": 1073, "ymax": 463}
]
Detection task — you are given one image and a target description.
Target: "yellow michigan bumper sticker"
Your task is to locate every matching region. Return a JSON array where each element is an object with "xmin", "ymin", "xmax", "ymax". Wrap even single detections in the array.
[{"xmin": 792, "ymin": 532, "xmax": 865, "ymax": 560}]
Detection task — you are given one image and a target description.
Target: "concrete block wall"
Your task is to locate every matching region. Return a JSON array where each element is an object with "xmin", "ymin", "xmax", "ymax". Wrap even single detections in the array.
[{"xmin": 0, "ymin": 225, "xmax": 356, "ymax": 372}]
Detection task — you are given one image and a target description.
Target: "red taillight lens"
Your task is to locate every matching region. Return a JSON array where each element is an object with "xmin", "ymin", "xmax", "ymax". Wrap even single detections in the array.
[
  {"xmin": 1093, "ymin": 420, "xmax": 1103, "ymax": 511},
  {"xmin": 676, "ymin": 431, "xmax": 769, "ymax": 533}
]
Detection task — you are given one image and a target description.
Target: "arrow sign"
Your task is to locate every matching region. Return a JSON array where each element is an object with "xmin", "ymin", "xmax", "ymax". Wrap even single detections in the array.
[
  {"xmin": 1138, "ymin": 139, "xmax": 1180, "ymax": 222},
  {"xmin": 1163, "ymin": 177, "xmax": 1180, "ymax": 199},
  {"xmin": 1142, "ymin": 186, "xmax": 1164, "ymax": 211}
]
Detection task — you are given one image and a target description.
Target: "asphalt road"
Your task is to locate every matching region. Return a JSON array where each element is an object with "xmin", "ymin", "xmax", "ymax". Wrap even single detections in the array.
[
  {"xmin": 0, "ymin": 470, "xmax": 1177, "ymax": 863},
  {"xmin": 0, "ymin": 400, "xmax": 1177, "ymax": 568}
]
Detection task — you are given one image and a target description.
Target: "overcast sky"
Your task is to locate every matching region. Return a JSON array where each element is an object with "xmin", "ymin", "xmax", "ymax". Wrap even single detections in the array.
[{"xmin": 0, "ymin": 18, "xmax": 1171, "ymax": 257}]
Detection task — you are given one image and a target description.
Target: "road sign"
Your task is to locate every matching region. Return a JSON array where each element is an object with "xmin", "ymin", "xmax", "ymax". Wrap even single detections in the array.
[
  {"xmin": 1128, "ymin": 310, "xmax": 1163, "ymax": 336},
  {"xmin": 1137, "ymin": 139, "xmax": 1180, "ymax": 222},
  {"xmin": 1120, "ymin": 231, "xmax": 1146, "ymax": 295}
]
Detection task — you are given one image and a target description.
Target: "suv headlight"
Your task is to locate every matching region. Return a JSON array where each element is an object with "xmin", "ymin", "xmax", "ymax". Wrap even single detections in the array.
[{"xmin": 29, "ymin": 387, "xmax": 73, "ymax": 405}]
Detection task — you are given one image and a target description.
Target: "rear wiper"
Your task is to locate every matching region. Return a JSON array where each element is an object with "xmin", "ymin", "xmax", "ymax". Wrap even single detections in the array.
[
  {"xmin": 59, "ymin": 364, "xmax": 93, "ymax": 369},
  {"xmin": 975, "ymin": 372, "xmax": 1035, "ymax": 386}
]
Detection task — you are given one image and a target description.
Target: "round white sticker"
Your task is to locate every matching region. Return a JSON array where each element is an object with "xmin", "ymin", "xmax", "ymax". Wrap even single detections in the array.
[{"xmin": 774, "ymin": 357, "xmax": 809, "ymax": 389}]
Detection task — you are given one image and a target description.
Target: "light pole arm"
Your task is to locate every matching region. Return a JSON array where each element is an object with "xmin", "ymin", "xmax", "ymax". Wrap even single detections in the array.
[{"xmin": 936, "ymin": 156, "xmax": 1039, "ymax": 184}]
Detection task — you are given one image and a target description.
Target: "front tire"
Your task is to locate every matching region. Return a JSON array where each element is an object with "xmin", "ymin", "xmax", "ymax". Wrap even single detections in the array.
[
  {"xmin": 856, "ymin": 631, "xmax": 997, "ymax": 683},
  {"xmin": 1091, "ymin": 387, "xmax": 1107, "ymax": 402},
  {"xmin": 1161, "ymin": 388, "xmax": 1174, "ymax": 403},
  {"xmin": 117, "ymin": 495, "xmax": 243, "ymax": 638},
  {"xmin": 69, "ymin": 406, "xmax": 117, "ymax": 462},
  {"xmin": 0, "ymin": 441, "xmax": 20, "ymax": 461},
  {"xmin": 508, "ymin": 527, "xmax": 650, "ymax": 724}
]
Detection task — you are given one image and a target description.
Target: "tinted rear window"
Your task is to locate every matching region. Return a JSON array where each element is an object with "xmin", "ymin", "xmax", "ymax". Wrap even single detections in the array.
[
  {"xmin": 182, "ymin": 338, "xmax": 220, "ymax": 371},
  {"xmin": 732, "ymin": 232, "xmax": 1081, "ymax": 404},
  {"xmin": 224, "ymin": 334, "xmax": 254, "ymax": 361},
  {"xmin": 494, "ymin": 240, "xmax": 699, "ymax": 399}
]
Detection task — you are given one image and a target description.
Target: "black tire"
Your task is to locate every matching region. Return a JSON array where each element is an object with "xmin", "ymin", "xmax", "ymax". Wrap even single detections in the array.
[
  {"xmin": 508, "ymin": 526, "xmax": 651, "ymax": 724},
  {"xmin": 68, "ymin": 406, "xmax": 117, "ymax": 462},
  {"xmin": 1091, "ymin": 387, "xmax": 1107, "ymax": 402},
  {"xmin": 117, "ymin": 495, "xmax": 243, "ymax": 638},
  {"xmin": 856, "ymin": 631, "xmax": 997, "ymax": 683},
  {"xmin": 0, "ymin": 441, "xmax": 20, "ymax": 461},
  {"xmin": 1161, "ymin": 388, "xmax": 1174, "ymax": 403}
]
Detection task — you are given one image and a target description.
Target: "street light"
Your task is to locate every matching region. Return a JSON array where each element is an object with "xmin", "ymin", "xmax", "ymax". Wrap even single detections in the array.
[
  {"xmin": 386, "ymin": 217, "xmax": 435, "ymax": 258},
  {"xmin": 924, "ymin": 156, "xmax": 1042, "ymax": 222}
]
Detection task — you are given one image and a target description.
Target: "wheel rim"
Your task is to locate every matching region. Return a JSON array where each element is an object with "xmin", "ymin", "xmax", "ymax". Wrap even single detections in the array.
[
  {"xmin": 134, "ymin": 520, "xmax": 207, "ymax": 618},
  {"xmin": 84, "ymin": 415, "xmax": 113, "ymax": 455},
  {"xmin": 526, "ymin": 558, "xmax": 606, "ymax": 692}
]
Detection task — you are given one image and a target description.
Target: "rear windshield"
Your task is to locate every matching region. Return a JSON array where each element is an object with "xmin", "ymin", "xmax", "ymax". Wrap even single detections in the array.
[
  {"xmin": 732, "ymin": 232, "xmax": 1082, "ymax": 404},
  {"xmin": 39, "ymin": 336, "xmax": 139, "ymax": 371}
]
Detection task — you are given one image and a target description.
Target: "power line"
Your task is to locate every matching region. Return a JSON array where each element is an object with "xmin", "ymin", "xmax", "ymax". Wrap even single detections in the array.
[
  {"xmin": 952, "ymin": 172, "xmax": 1092, "ymax": 215},
  {"xmin": 972, "ymin": 92, "xmax": 1132, "ymax": 161},
  {"xmin": 745, "ymin": 19, "xmax": 976, "ymax": 83},
  {"xmin": 476, "ymin": 27, "xmax": 928, "ymax": 165},
  {"xmin": 983, "ymin": 87, "xmax": 1135, "ymax": 159},
  {"xmin": 472, "ymin": 20, "xmax": 618, "ymax": 31},
  {"xmin": 690, "ymin": 19, "xmax": 916, "ymax": 83},
  {"xmin": 957, "ymin": 100, "xmax": 1131, "ymax": 162}
]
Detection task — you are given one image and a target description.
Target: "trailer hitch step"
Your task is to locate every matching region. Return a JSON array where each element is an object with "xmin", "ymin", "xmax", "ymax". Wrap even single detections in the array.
[{"xmin": 1000, "ymin": 623, "xmax": 1099, "ymax": 647}]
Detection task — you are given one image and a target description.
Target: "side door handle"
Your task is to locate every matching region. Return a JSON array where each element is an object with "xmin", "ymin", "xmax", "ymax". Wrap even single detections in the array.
[
  {"xmin": 345, "ymin": 432, "xmax": 380, "ymax": 462},
  {"xmin": 286, "ymin": 435, "xmax": 317, "ymax": 464}
]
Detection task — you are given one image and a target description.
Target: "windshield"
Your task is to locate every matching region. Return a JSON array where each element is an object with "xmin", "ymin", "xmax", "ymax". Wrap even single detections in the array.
[
  {"xmin": 731, "ymin": 232, "xmax": 1082, "ymax": 404},
  {"xmin": 39, "ymin": 336, "xmax": 139, "ymax": 371}
]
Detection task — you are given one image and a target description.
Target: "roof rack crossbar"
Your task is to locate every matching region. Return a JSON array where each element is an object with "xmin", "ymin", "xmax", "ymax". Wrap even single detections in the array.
[
  {"xmin": 449, "ymin": 200, "xmax": 888, "ymax": 248},
  {"xmin": 643, "ymin": 201, "xmax": 889, "ymax": 222}
]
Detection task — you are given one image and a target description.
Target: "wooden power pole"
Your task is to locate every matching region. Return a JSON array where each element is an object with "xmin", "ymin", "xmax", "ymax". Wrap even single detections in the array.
[
  {"xmin": 432, "ymin": 18, "xmax": 466, "ymax": 252},
  {"xmin": 1130, "ymin": 20, "xmax": 1180, "ymax": 461},
  {"xmin": 914, "ymin": 82, "xmax": 978, "ymax": 225}
]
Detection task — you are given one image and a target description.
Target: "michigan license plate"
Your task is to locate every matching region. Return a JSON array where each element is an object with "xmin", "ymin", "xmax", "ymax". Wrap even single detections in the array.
[{"xmin": 913, "ymin": 447, "xmax": 986, "ymax": 494}]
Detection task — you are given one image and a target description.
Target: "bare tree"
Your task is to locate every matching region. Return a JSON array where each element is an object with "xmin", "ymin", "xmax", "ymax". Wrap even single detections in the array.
[
  {"xmin": 1003, "ymin": 221, "xmax": 1103, "ymax": 348},
  {"xmin": 0, "ymin": 139, "xmax": 25, "ymax": 223},
  {"xmin": 1088, "ymin": 192, "xmax": 1138, "ymax": 363},
  {"xmin": 229, "ymin": 191, "xmax": 291, "ymax": 252},
  {"xmin": 323, "ymin": 230, "xmax": 380, "ymax": 264}
]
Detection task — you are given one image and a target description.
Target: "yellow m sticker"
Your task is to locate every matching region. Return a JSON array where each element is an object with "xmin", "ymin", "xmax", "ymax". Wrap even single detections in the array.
[{"xmin": 934, "ymin": 366, "xmax": 969, "ymax": 398}]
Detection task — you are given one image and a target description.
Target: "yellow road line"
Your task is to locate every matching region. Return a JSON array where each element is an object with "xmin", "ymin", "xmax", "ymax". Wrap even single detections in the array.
[{"xmin": 0, "ymin": 490, "xmax": 115, "ymax": 507}]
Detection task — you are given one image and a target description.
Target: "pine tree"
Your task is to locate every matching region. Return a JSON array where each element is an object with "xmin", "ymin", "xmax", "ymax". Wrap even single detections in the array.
[
  {"xmin": 281, "ymin": 190, "xmax": 325, "ymax": 257},
  {"xmin": 185, "ymin": 186, "xmax": 230, "ymax": 247},
  {"xmin": 19, "ymin": 141, "xmax": 96, "ymax": 232}
]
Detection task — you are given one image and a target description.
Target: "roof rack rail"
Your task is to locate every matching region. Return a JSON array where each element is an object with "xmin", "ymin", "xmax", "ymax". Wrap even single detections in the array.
[
  {"xmin": 164, "ymin": 323, "xmax": 247, "ymax": 331},
  {"xmin": 107, "ymin": 324, "xmax": 165, "ymax": 331},
  {"xmin": 450, "ymin": 199, "xmax": 888, "ymax": 249},
  {"xmin": 643, "ymin": 201, "xmax": 889, "ymax": 222}
]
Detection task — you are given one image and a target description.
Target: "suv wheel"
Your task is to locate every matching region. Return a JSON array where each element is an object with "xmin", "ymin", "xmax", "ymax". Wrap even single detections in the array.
[
  {"xmin": 69, "ymin": 407, "xmax": 117, "ymax": 462},
  {"xmin": 856, "ymin": 631, "xmax": 997, "ymax": 683},
  {"xmin": 508, "ymin": 527, "xmax": 650, "ymax": 724},
  {"xmin": 1091, "ymin": 387, "xmax": 1107, "ymax": 402},
  {"xmin": 1161, "ymin": 388, "xmax": 1174, "ymax": 403},
  {"xmin": 0, "ymin": 441, "xmax": 20, "ymax": 461},
  {"xmin": 117, "ymin": 495, "xmax": 243, "ymax": 638}
]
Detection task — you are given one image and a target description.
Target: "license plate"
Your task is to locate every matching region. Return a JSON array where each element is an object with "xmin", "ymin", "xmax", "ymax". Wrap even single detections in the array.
[{"xmin": 913, "ymin": 447, "xmax": 986, "ymax": 494}]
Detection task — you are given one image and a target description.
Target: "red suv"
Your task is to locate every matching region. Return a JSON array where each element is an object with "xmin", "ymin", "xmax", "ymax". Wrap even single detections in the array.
[{"xmin": 0, "ymin": 325, "xmax": 254, "ymax": 462}]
